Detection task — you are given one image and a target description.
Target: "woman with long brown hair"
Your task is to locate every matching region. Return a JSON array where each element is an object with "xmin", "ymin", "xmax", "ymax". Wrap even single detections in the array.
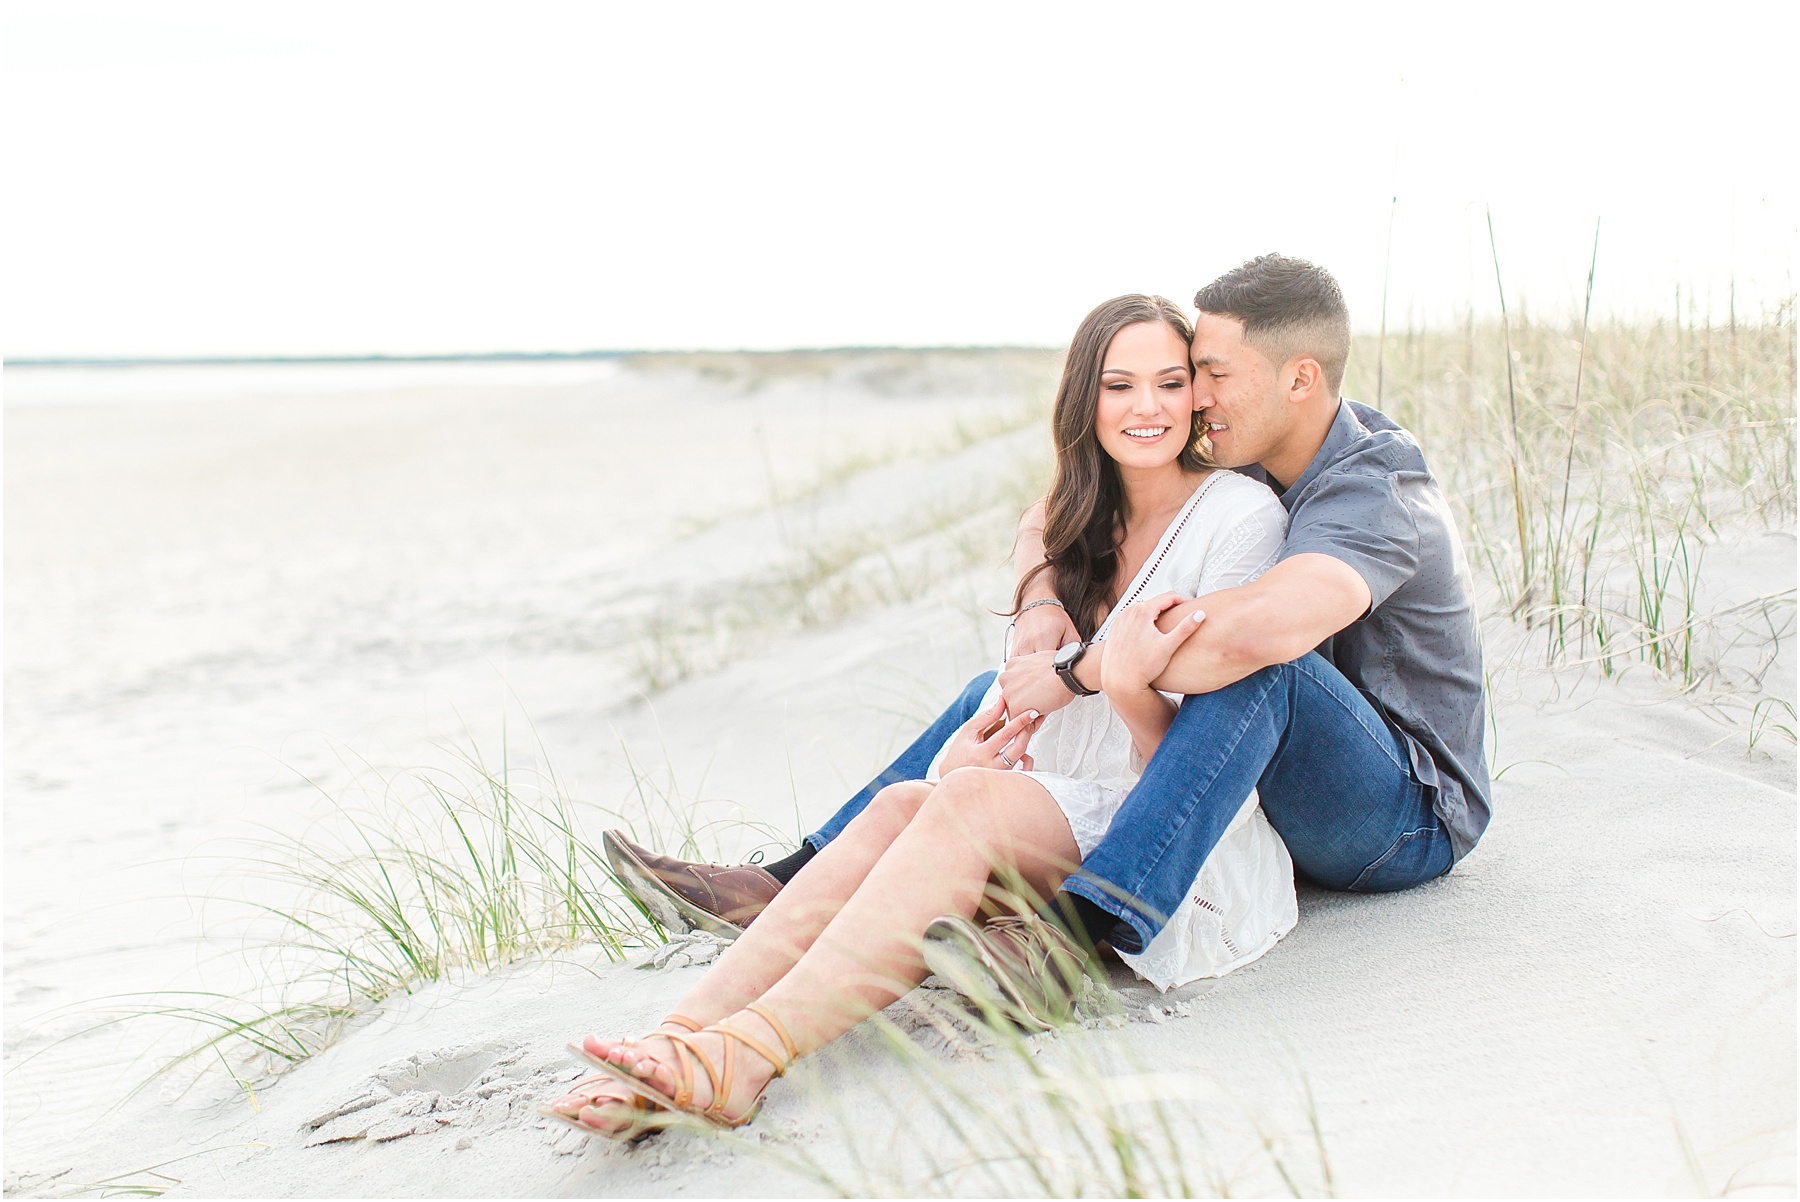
[{"xmin": 546, "ymin": 294, "xmax": 1293, "ymax": 1139}]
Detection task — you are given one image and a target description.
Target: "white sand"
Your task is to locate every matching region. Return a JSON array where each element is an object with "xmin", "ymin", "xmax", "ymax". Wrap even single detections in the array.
[{"xmin": 5, "ymin": 359, "xmax": 1793, "ymax": 1197}]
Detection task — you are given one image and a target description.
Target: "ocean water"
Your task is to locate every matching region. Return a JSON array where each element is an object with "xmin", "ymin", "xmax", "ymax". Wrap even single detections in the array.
[{"xmin": 3, "ymin": 358, "xmax": 629, "ymax": 407}]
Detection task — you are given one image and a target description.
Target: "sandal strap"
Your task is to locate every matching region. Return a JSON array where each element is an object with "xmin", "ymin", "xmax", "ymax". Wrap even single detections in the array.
[
  {"xmin": 675, "ymin": 1037, "xmax": 705, "ymax": 1109},
  {"xmin": 712, "ymin": 1030, "xmax": 735, "ymax": 1121},
  {"xmin": 645, "ymin": 1017, "xmax": 702, "ymax": 1104},
  {"xmin": 715, "ymin": 1011, "xmax": 794, "ymax": 1080},
  {"xmin": 633, "ymin": 1018, "xmax": 791, "ymax": 1127},
  {"xmin": 742, "ymin": 1002, "xmax": 799, "ymax": 1071},
  {"xmin": 667, "ymin": 1029, "xmax": 739, "ymax": 1122},
  {"xmin": 662, "ymin": 1030, "xmax": 722, "ymax": 1110}
]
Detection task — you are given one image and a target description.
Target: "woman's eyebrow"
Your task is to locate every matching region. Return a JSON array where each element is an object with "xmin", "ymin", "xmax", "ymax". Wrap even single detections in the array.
[{"xmin": 1101, "ymin": 364, "xmax": 1189, "ymax": 376}]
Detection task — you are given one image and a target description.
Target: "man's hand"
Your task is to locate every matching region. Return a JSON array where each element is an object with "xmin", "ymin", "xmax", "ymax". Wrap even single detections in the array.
[
  {"xmin": 938, "ymin": 698, "xmax": 1042, "ymax": 774},
  {"xmin": 997, "ymin": 649, "xmax": 1078, "ymax": 719},
  {"xmin": 1098, "ymin": 593, "xmax": 1206, "ymax": 696},
  {"xmin": 1011, "ymin": 604, "xmax": 1079, "ymax": 657}
]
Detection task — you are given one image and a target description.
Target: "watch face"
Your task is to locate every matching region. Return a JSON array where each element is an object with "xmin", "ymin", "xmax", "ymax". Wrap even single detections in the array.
[{"xmin": 1054, "ymin": 640, "xmax": 1083, "ymax": 669}]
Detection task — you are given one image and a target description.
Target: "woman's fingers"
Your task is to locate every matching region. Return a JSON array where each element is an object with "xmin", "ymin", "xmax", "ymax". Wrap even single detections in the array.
[
  {"xmin": 1016, "ymin": 752, "xmax": 1035, "ymax": 771},
  {"xmin": 971, "ymin": 697, "xmax": 1008, "ymax": 741},
  {"xmin": 1145, "ymin": 591, "xmax": 1188, "ymax": 617},
  {"xmin": 1004, "ymin": 716, "xmax": 1039, "ymax": 762},
  {"xmin": 983, "ymin": 708, "xmax": 1040, "ymax": 751},
  {"xmin": 1158, "ymin": 607, "xmax": 1207, "ymax": 651}
]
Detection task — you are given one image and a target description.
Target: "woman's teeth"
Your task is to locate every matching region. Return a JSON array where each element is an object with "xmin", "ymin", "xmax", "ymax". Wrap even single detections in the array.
[{"xmin": 1124, "ymin": 427, "xmax": 1169, "ymax": 440}]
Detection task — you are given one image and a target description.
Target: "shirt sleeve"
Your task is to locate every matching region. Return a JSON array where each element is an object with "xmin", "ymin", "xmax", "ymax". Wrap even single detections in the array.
[
  {"xmin": 1279, "ymin": 471, "xmax": 1420, "ymax": 613},
  {"xmin": 1194, "ymin": 490, "xmax": 1287, "ymax": 596}
]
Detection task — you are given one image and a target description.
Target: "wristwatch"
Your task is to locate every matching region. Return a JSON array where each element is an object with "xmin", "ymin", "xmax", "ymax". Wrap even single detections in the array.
[{"xmin": 1053, "ymin": 640, "xmax": 1099, "ymax": 697}]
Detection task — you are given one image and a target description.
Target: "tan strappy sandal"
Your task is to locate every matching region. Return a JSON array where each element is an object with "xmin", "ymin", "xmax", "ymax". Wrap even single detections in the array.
[
  {"xmin": 581, "ymin": 1002, "xmax": 798, "ymax": 1130},
  {"xmin": 543, "ymin": 1014, "xmax": 702, "ymax": 1141}
]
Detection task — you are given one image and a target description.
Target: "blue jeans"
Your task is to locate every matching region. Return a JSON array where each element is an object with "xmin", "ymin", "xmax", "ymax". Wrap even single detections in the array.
[
  {"xmin": 804, "ymin": 670, "xmax": 996, "ymax": 850},
  {"xmin": 806, "ymin": 654, "xmax": 1452, "ymax": 953},
  {"xmin": 1062, "ymin": 651, "xmax": 1454, "ymax": 953}
]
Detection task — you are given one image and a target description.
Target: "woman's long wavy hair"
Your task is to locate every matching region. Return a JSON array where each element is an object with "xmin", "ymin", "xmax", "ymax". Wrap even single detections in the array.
[{"xmin": 1013, "ymin": 295, "xmax": 1213, "ymax": 640}]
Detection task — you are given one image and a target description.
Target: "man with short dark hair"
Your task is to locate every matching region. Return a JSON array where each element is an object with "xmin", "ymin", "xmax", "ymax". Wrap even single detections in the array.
[{"xmin": 608, "ymin": 254, "xmax": 1490, "ymax": 1027}]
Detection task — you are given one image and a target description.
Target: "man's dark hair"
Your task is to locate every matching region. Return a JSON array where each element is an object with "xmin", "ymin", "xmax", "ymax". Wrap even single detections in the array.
[{"xmin": 1193, "ymin": 254, "xmax": 1352, "ymax": 392}]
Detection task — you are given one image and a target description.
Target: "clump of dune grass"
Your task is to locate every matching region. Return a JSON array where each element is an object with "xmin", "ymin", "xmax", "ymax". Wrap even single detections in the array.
[
  {"xmin": 617, "ymin": 951, "xmax": 1331, "ymax": 1198},
  {"xmin": 630, "ymin": 405, "xmax": 1052, "ymax": 692},
  {"xmin": 618, "ymin": 345, "xmax": 1063, "ymax": 401},
  {"xmin": 31, "ymin": 726, "xmax": 791, "ymax": 1103},
  {"xmin": 1345, "ymin": 303, "xmax": 1796, "ymax": 725}
]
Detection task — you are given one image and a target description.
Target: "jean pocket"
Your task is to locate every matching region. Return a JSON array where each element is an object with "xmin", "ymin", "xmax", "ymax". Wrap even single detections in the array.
[{"xmin": 1348, "ymin": 823, "xmax": 1449, "ymax": 893}]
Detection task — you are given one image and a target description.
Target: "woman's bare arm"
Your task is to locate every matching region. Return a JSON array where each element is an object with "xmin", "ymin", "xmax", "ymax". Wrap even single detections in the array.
[
  {"xmin": 1095, "ymin": 594, "xmax": 1205, "ymax": 760},
  {"xmin": 1106, "ymin": 684, "xmax": 1179, "ymax": 763},
  {"xmin": 1009, "ymin": 499, "xmax": 1078, "ymax": 656}
]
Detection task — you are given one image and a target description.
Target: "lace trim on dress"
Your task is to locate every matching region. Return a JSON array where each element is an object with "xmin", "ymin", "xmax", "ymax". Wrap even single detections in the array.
[{"xmin": 1093, "ymin": 472, "xmax": 1226, "ymax": 644}]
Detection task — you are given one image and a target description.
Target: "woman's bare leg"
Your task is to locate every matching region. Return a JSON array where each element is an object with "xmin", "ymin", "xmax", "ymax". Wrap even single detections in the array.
[
  {"xmin": 612, "ymin": 767, "xmax": 1080, "ymax": 1119},
  {"xmin": 551, "ymin": 780, "xmax": 933, "ymax": 1131}
]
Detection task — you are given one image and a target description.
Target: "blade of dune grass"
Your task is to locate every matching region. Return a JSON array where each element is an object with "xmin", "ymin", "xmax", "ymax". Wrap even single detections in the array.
[
  {"xmin": 1487, "ymin": 205, "xmax": 1534, "ymax": 613},
  {"xmin": 1550, "ymin": 218, "xmax": 1602, "ymax": 658},
  {"xmin": 1377, "ymin": 192, "xmax": 1397, "ymax": 408}
]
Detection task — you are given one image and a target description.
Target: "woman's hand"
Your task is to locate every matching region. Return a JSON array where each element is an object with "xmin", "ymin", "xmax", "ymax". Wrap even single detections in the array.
[
  {"xmin": 996, "ymin": 649, "xmax": 1078, "ymax": 720},
  {"xmin": 1010, "ymin": 604, "xmax": 1079, "ymax": 658},
  {"xmin": 937, "ymin": 698, "xmax": 1041, "ymax": 774},
  {"xmin": 1098, "ymin": 593, "xmax": 1206, "ymax": 696}
]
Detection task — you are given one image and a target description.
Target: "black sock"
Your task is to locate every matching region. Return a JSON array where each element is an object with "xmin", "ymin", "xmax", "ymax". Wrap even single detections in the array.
[
  {"xmin": 1045, "ymin": 891, "xmax": 1119, "ymax": 955},
  {"xmin": 760, "ymin": 842, "xmax": 816, "ymax": 884}
]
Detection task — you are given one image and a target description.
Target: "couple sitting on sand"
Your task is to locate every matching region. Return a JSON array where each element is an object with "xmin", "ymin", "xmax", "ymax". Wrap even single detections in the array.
[{"xmin": 546, "ymin": 254, "xmax": 1491, "ymax": 1139}]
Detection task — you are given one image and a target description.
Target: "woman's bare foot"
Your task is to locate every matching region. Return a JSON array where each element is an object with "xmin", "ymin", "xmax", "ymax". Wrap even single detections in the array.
[
  {"xmin": 585, "ymin": 1009, "xmax": 788, "ymax": 1126},
  {"xmin": 548, "ymin": 1019, "xmax": 698, "ymax": 1137},
  {"xmin": 545, "ymin": 1075, "xmax": 656, "ymax": 1138}
]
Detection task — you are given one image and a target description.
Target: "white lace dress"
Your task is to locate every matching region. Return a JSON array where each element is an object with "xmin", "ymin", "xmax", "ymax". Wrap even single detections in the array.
[{"xmin": 935, "ymin": 469, "xmax": 1300, "ymax": 990}]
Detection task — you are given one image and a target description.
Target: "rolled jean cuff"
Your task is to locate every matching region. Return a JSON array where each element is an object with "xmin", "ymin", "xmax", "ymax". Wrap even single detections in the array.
[{"xmin": 1060, "ymin": 872, "xmax": 1158, "ymax": 956}]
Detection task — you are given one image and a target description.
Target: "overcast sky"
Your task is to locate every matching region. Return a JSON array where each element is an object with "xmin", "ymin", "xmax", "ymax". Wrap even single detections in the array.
[{"xmin": 6, "ymin": 1, "xmax": 1795, "ymax": 358}]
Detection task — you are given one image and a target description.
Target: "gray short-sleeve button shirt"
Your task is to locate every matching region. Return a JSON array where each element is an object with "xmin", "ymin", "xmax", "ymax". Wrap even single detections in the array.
[{"xmin": 1241, "ymin": 399, "xmax": 1492, "ymax": 860}]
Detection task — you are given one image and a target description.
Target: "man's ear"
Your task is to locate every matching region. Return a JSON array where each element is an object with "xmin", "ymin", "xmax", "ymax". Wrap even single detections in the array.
[{"xmin": 1287, "ymin": 356, "xmax": 1325, "ymax": 404}]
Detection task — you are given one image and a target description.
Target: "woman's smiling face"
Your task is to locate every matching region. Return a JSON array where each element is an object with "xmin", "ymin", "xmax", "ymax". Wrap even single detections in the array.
[{"xmin": 1093, "ymin": 319, "xmax": 1197, "ymax": 470}]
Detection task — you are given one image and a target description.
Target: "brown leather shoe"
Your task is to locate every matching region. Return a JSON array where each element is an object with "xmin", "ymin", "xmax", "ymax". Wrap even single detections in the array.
[
  {"xmin": 921, "ymin": 912, "xmax": 1097, "ymax": 1030},
  {"xmin": 602, "ymin": 830, "xmax": 783, "ymax": 941}
]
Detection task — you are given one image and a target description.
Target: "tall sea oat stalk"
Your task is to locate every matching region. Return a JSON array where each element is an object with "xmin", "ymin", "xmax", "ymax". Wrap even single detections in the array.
[{"xmin": 1487, "ymin": 206, "xmax": 1533, "ymax": 614}]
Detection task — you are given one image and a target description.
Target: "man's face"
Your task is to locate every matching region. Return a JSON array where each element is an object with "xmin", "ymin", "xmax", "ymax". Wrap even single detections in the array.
[{"xmin": 1190, "ymin": 312, "xmax": 1287, "ymax": 469}]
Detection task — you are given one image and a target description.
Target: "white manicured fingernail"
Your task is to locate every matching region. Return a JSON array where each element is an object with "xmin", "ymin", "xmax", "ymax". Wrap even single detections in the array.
[
  {"xmin": 1027, "ymin": 710, "xmax": 1039, "ymax": 720},
  {"xmin": 1191, "ymin": 611, "xmax": 1206, "ymax": 623}
]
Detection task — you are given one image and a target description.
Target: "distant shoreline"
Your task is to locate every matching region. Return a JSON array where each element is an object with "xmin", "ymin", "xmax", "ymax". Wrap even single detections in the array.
[{"xmin": 6, "ymin": 346, "xmax": 1057, "ymax": 369}]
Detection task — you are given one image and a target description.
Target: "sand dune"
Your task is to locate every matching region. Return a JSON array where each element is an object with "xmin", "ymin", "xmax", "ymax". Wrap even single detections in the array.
[{"xmin": 4, "ymin": 355, "xmax": 1792, "ymax": 1197}]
